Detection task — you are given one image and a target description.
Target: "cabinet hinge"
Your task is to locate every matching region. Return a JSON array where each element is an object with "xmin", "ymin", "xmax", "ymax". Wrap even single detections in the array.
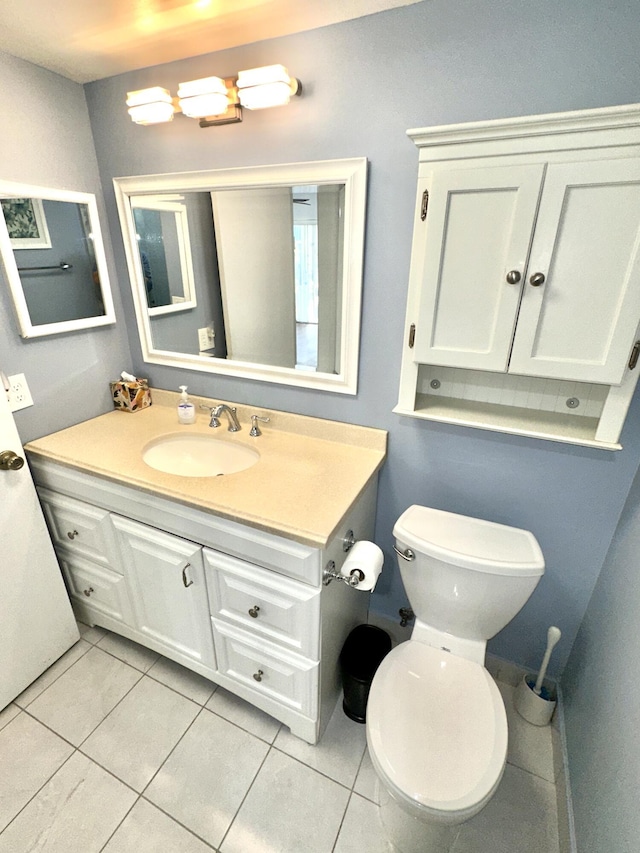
[
  {"xmin": 408, "ymin": 323, "xmax": 416, "ymax": 348},
  {"xmin": 629, "ymin": 340, "xmax": 640, "ymax": 370},
  {"xmin": 420, "ymin": 190, "xmax": 429, "ymax": 221}
]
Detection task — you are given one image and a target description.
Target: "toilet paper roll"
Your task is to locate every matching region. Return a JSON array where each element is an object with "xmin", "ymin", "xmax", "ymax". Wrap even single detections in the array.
[{"xmin": 340, "ymin": 540, "xmax": 384, "ymax": 591}]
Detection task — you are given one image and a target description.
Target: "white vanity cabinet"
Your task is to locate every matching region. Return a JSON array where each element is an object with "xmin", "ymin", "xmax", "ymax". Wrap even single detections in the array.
[
  {"xmin": 30, "ymin": 457, "xmax": 375, "ymax": 744},
  {"xmin": 397, "ymin": 103, "xmax": 640, "ymax": 449}
]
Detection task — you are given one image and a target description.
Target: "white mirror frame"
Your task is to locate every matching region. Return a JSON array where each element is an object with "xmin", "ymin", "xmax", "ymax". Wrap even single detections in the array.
[
  {"xmin": 114, "ymin": 158, "xmax": 367, "ymax": 394},
  {"xmin": 0, "ymin": 181, "xmax": 116, "ymax": 338},
  {"xmin": 130, "ymin": 194, "xmax": 197, "ymax": 317}
]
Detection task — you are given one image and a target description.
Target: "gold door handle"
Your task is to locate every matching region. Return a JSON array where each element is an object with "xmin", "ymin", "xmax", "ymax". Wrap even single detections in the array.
[{"xmin": 0, "ymin": 450, "xmax": 24, "ymax": 471}]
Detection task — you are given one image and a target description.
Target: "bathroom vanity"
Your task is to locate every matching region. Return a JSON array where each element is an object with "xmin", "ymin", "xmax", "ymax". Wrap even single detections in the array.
[{"xmin": 25, "ymin": 390, "xmax": 387, "ymax": 744}]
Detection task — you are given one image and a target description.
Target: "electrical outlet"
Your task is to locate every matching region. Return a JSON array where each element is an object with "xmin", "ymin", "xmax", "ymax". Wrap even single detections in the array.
[
  {"xmin": 7, "ymin": 373, "xmax": 34, "ymax": 412},
  {"xmin": 198, "ymin": 325, "xmax": 215, "ymax": 351},
  {"xmin": 198, "ymin": 327, "xmax": 211, "ymax": 351}
]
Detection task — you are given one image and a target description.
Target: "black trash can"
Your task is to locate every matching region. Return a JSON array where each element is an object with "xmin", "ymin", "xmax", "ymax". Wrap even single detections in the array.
[{"xmin": 340, "ymin": 625, "xmax": 392, "ymax": 723}]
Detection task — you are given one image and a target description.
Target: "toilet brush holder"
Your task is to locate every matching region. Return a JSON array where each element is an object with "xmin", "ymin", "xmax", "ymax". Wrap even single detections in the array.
[{"xmin": 514, "ymin": 674, "xmax": 557, "ymax": 726}]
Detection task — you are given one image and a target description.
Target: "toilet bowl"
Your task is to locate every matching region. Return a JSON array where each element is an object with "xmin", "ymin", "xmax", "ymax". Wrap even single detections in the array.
[{"xmin": 366, "ymin": 505, "xmax": 544, "ymax": 853}]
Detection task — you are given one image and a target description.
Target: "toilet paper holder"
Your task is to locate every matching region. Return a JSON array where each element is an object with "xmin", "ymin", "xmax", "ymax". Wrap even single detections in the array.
[{"xmin": 323, "ymin": 560, "xmax": 364, "ymax": 587}]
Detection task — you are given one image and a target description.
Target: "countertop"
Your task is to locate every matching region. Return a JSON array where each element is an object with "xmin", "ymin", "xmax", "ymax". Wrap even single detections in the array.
[{"xmin": 25, "ymin": 390, "xmax": 387, "ymax": 548}]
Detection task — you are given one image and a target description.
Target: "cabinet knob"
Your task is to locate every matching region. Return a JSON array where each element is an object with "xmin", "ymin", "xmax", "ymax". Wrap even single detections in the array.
[
  {"xmin": 83, "ymin": 587, "xmax": 94, "ymax": 597},
  {"xmin": 529, "ymin": 272, "xmax": 546, "ymax": 287},
  {"xmin": 0, "ymin": 450, "xmax": 25, "ymax": 471},
  {"xmin": 248, "ymin": 605, "xmax": 260, "ymax": 618},
  {"xmin": 505, "ymin": 270, "xmax": 521, "ymax": 284},
  {"xmin": 253, "ymin": 669, "xmax": 264, "ymax": 682},
  {"xmin": 67, "ymin": 530, "xmax": 79, "ymax": 540}
]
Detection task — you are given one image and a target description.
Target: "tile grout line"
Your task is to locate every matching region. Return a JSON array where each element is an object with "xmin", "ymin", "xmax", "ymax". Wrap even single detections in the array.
[
  {"xmin": 13, "ymin": 637, "xmax": 93, "ymax": 710},
  {"xmin": 216, "ymin": 741, "xmax": 274, "ymax": 851},
  {"xmin": 0, "ymin": 748, "xmax": 79, "ymax": 840},
  {"xmin": 330, "ymin": 789, "xmax": 355, "ymax": 853}
]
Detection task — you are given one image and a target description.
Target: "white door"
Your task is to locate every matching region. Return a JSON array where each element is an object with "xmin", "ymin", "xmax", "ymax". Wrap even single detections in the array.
[
  {"xmin": 413, "ymin": 164, "xmax": 545, "ymax": 371},
  {"xmin": 0, "ymin": 388, "xmax": 78, "ymax": 709},
  {"xmin": 212, "ymin": 187, "xmax": 296, "ymax": 367},
  {"xmin": 112, "ymin": 515, "xmax": 216, "ymax": 671},
  {"xmin": 510, "ymin": 158, "xmax": 640, "ymax": 384}
]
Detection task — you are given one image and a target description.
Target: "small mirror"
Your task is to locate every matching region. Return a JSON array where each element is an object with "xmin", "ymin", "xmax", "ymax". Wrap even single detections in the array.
[
  {"xmin": 131, "ymin": 194, "xmax": 197, "ymax": 316},
  {"xmin": 114, "ymin": 159, "xmax": 367, "ymax": 394},
  {"xmin": 0, "ymin": 183, "xmax": 116, "ymax": 338}
]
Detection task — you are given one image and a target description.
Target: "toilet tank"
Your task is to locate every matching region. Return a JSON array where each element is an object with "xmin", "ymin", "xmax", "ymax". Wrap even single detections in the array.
[{"xmin": 393, "ymin": 506, "xmax": 544, "ymax": 642}]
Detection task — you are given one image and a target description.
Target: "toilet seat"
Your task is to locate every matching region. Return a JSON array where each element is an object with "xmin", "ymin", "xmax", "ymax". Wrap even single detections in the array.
[{"xmin": 366, "ymin": 641, "xmax": 508, "ymax": 823}]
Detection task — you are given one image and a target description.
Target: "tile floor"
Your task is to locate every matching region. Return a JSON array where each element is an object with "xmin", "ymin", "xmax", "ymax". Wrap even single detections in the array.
[{"xmin": 0, "ymin": 625, "xmax": 561, "ymax": 852}]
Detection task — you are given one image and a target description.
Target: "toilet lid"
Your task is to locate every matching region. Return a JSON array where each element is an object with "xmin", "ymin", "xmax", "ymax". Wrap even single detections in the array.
[{"xmin": 366, "ymin": 642, "xmax": 507, "ymax": 815}]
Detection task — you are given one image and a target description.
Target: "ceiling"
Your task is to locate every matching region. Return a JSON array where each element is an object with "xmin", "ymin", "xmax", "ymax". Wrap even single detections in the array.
[{"xmin": 0, "ymin": 0, "xmax": 424, "ymax": 84}]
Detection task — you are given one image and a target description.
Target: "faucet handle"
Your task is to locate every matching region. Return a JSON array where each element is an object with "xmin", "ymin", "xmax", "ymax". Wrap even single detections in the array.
[
  {"xmin": 249, "ymin": 415, "xmax": 270, "ymax": 437},
  {"xmin": 199, "ymin": 404, "xmax": 220, "ymax": 428}
]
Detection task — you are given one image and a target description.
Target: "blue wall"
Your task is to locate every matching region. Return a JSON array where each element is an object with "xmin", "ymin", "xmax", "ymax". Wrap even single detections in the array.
[
  {"xmin": 0, "ymin": 50, "xmax": 132, "ymax": 440},
  {"xmin": 561, "ymin": 463, "xmax": 640, "ymax": 853},
  {"xmin": 83, "ymin": 0, "xmax": 640, "ymax": 677},
  {"xmin": 2, "ymin": 0, "xmax": 640, "ymax": 677}
]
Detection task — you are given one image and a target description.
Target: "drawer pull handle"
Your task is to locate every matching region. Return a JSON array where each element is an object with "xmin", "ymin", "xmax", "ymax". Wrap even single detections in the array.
[
  {"xmin": 83, "ymin": 587, "xmax": 94, "ymax": 597},
  {"xmin": 253, "ymin": 669, "xmax": 264, "ymax": 682},
  {"xmin": 182, "ymin": 564, "xmax": 194, "ymax": 588},
  {"xmin": 67, "ymin": 530, "xmax": 79, "ymax": 540},
  {"xmin": 248, "ymin": 605, "xmax": 260, "ymax": 618}
]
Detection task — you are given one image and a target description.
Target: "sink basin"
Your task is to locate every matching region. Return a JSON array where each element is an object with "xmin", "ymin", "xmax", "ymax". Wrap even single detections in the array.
[{"xmin": 142, "ymin": 433, "xmax": 259, "ymax": 477}]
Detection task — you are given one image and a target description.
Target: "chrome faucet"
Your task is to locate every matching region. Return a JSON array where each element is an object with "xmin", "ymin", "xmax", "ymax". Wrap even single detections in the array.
[{"xmin": 200, "ymin": 403, "xmax": 241, "ymax": 432}]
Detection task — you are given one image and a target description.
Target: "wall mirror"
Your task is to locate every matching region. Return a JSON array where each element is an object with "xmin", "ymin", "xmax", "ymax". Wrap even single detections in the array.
[
  {"xmin": 0, "ymin": 182, "xmax": 116, "ymax": 338},
  {"xmin": 114, "ymin": 158, "xmax": 367, "ymax": 393}
]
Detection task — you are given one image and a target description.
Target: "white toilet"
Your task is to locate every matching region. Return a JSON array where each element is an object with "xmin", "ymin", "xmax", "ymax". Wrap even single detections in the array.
[{"xmin": 366, "ymin": 505, "xmax": 545, "ymax": 853}]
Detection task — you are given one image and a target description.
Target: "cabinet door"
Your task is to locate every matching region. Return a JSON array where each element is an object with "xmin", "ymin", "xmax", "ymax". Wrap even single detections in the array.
[
  {"xmin": 413, "ymin": 164, "xmax": 544, "ymax": 371},
  {"xmin": 112, "ymin": 515, "xmax": 216, "ymax": 670},
  {"xmin": 510, "ymin": 158, "xmax": 640, "ymax": 384}
]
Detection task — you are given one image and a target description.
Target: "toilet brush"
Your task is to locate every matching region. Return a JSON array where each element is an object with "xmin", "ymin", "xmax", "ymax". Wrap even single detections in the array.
[
  {"xmin": 533, "ymin": 626, "xmax": 561, "ymax": 696},
  {"xmin": 514, "ymin": 626, "xmax": 561, "ymax": 726}
]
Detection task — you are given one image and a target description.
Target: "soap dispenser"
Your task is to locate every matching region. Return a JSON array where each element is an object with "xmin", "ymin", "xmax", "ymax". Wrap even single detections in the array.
[{"xmin": 177, "ymin": 386, "xmax": 196, "ymax": 424}]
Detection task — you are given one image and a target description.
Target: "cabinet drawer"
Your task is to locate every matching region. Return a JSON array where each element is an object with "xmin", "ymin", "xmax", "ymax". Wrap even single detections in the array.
[
  {"xmin": 204, "ymin": 550, "xmax": 320, "ymax": 659},
  {"xmin": 58, "ymin": 551, "xmax": 133, "ymax": 625},
  {"xmin": 38, "ymin": 487, "xmax": 118, "ymax": 569},
  {"xmin": 212, "ymin": 619, "xmax": 318, "ymax": 718}
]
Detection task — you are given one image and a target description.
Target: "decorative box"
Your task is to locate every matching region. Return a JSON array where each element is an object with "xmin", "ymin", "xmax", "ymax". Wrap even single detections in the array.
[{"xmin": 109, "ymin": 378, "xmax": 152, "ymax": 412}]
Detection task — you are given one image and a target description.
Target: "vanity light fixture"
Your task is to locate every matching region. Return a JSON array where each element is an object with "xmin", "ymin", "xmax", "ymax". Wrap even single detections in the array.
[
  {"xmin": 177, "ymin": 76, "xmax": 242, "ymax": 126},
  {"xmin": 126, "ymin": 66, "xmax": 301, "ymax": 128},
  {"xmin": 177, "ymin": 76, "xmax": 229, "ymax": 117},
  {"xmin": 236, "ymin": 64, "xmax": 302, "ymax": 110},
  {"xmin": 126, "ymin": 87, "xmax": 176, "ymax": 125}
]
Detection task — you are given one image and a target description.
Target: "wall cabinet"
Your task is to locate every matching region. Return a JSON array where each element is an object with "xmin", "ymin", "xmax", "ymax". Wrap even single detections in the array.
[
  {"xmin": 32, "ymin": 458, "xmax": 375, "ymax": 744},
  {"xmin": 398, "ymin": 104, "xmax": 640, "ymax": 449}
]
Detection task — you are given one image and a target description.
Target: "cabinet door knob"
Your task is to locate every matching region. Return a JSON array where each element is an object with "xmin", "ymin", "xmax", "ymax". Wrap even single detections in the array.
[
  {"xmin": 253, "ymin": 669, "xmax": 264, "ymax": 682},
  {"xmin": 506, "ymin": 270, "xmax": 521, "ymax": 284},
  {"xmin": 248, "ymin": 605, "xmax": 260, "ymax": 618},
  {"xmin": 67, "ymin": 529, "xmax": 79, "ymax": 540},
  {"xmin": 0, "ymin": 450, "xmax": 25, "ymax": 471},
  {"xmin": 529, "ymin": 272, "xmax": 546, "ymax": 287},
  {"xmin": 83, "ymin": 587, "xmax": 94, "ymax": 597}
]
